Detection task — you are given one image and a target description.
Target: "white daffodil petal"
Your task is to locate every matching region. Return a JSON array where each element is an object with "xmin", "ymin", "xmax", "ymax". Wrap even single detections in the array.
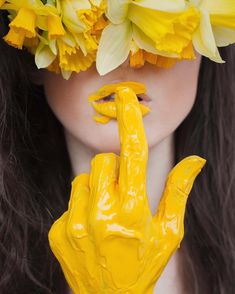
[
  {"xmin": 61, "ymin": 32, "xmax": 76, "ymax": 47},
  {"xmin": 132, "ymin": 0, "xmax": 186, "ymax": 12},
  {"xmin": 106, "ymin": 0, "xmax": 130, "ymax": 24},
  {"xmin": 73, "ymin": 34, "xmax": 88, "ymax": 55},
  {"xmin": 96, "ymin": 21, "xmax": 132, "ymax": 75},
  {"xmin": 189, "ymin": 0, "xmax": 200, "ymax": 6},
  {"xmin": 61, "ymin": 69, "xmax": 73, "ymax": 80},
  {"xmin": 213, "ymin": 26, "xmax": 235, "ymax": 47},
  {"xmin": 90, "ymin": 0, "xmax": 103, "ymax": 6},
  {"xmin": 48, "ymin": 39, "xmax": 57, "ymax": 55},
  {"xmin": 193, "ymin": 9, "xmax": 224, "ymax": 63},
  {"xmin": 35, "ymin": 42, "xmax": 56, "ymax": 69},
  {"xmin": 199, "ymin": 0, "xmax": 235, "ymax": 15},
  {"xmin": 69, "ymin": 0, "xmax": 91, "ymax": 10}
]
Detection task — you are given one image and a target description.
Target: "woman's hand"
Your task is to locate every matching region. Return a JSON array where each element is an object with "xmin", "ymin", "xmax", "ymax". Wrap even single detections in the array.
[{"xmin": 48, "ymin": 86, "xmax": 206, "ymax": 294}]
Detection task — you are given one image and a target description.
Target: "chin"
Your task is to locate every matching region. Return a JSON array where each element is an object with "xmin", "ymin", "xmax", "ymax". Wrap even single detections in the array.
[{"xmin": 89, "ymin": 135, "xmax": 122, "ymax": 154}]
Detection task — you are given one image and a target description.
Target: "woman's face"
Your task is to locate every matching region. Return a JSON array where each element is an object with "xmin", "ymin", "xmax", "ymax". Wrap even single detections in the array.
[{"xmin": 43, "ymin": 53, "xmax": 201, "ymax": 153}]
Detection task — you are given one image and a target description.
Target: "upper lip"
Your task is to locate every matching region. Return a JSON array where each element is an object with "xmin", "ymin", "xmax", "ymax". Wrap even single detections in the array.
[
  {"xmin": 134, "ymin": 93, "xmax": 152, "ymax": 102},
  {"xmin": 88, "ymin": 81, "xmax": 152, "ymax": 103}
]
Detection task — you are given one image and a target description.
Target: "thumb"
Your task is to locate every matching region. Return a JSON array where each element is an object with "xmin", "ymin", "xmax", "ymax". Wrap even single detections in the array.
[{"xmin": 153, "ymin": 155, "xmax": 206, "ymax": 242}]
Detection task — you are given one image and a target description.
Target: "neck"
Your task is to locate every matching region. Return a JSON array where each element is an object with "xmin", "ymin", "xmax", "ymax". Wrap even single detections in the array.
[{"xmin": 64, "ymin": 131, "xmax": 175, "ymax": 216}]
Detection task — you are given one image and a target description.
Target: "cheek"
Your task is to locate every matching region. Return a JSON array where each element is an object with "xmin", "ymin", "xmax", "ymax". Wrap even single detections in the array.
[
  {"xmin": 43, "ymin": 72, "xmax": 120, "ymax": 152},
  {"xmin": 144, "ymin": 56, "xmax": 201, "ymax": 146},
  {"xmin": 43, "ymin": 55, "xmax": 201, "ymax": 153},
  {"xmin": 43, "ymin": 72, "xmax": 88, "ymax": 125}
]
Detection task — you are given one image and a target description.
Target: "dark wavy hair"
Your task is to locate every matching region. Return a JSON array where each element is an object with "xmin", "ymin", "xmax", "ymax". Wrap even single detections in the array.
[{"xmin": 0, "ymin": 10, "xmax": 235, "ymax": 294}]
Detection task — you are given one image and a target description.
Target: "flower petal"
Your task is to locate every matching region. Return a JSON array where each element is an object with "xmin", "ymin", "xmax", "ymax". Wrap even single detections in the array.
[
  {"xmin": 129, "ymin": 5, "xmax": 199, "ymax": 55},
  {"xmin": 61, "ymin": 0, "xmax": 87, "ymax": 33},
  {"xmin": 96, "ymin": 21, "xmax": 132, "ymax": 75},
  {"xmin": 3, "ymin": 27, "xmax": 25, "ymax": 49},
  {"xmin": 192, "ymin": 9, "xmax": 224, "ymax": 63},
  {"xmin": 48, "ymin": 14, "xmax": 65, "ymax": 39},
  {"xmin": 35, "ymin": 42, "xmax": 57, "ymax": 68},
  {"xmin": 132, "ymin": 0, "xmax": 186, "ymax": 12},
  {"xmin": 132, "ymin": 23, "xmax": 179, "ymax": 57},
  {"xmin": 106, "ymin": 0, "xmax": 130, "ymax": 24},
  {"xmin": 0, "ymin": 0, "xmax": 6, "ymax": 8},
  {"xmin": 58, "ymin": 39, "xmax": 95, "ymax": 73},
  {"xmin": 9, "ymin": 7, "xmax": 37, "ymax": 38},
  {"xmin": 199, "ymin": 0, "xmax": 235, "ymax": 15},
  {"xmin": 213, "ymin": 26, "xmax": 235, "ymax": 47}
]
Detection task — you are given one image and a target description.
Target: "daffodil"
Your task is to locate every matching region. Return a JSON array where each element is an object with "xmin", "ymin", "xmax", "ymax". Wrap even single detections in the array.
[
  {"xmin": 47, "ymin": 14, "xmax": 65, "ymax": 39},
  {"xmin": 3, "ymin": 6, "xmax": 38, "ymax": 48},
  {"xmin": 57, "ymin": 38, "xmax": 96, "ymax": 72},
  {"xmin": 190, "ymin": 0, "xmax": 235, "ymax": 62},
  {"xmin": 34, "ymin": 1, "xmax": 106, "ymax": 80},
  {"xmin": 59, "ymin": 0, "xmax": 106, "ymax": 51},
  {"xmin": 1, "ymin": 0, "xmax": 235, "ymax": 79},
  {"xmin": 1, "ymin": 0, "xmax": 59, "ymax": 48},
  {"xmin": 96, "ymin": 0, "xmax": 200, "ymax": 75},
  {"xmin": 0, "ymin": 0, "xmax": 6, "ymax": 7},
  {"xmin": 129, "ymin": 49, "xmax": 179, "ymax": 69}
]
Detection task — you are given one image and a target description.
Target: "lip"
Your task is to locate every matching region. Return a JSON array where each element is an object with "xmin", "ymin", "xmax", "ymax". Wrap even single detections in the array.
[
  {"xmin": 88, "ymin": 81, "xmax": 152, "ymax": 103},
  {"xmin": 88, "ymin": 81, "xmax": 151, "ymax": 124}
]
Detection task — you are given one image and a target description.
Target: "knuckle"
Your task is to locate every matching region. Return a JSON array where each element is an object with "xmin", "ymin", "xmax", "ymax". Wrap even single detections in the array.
[
  {"xmin": 88, "ymin": 217, "xmax": 104, "ymax": 238},
  {"xmin": 92, "ymin": 153, "xmax": 117, "ymax": 166},
  {"xmin": 170, "ymin": 228, "xmax": 184, "ymax": 246},
  {"xmin": 66, "ymin": 221, "xmax": 88, "ymax": 239},
  {"xmin": 72, "ymin": 173, "xmax": 89, "ymax": 187}
]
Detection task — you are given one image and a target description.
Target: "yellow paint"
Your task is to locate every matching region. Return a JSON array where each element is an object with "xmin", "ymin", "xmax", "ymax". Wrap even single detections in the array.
[
  {"xmin": 93, "ymin": 114, "xmax": 111, "ymax": 124},
  {"xmin": 48, "ymin": 85, "xmax": 206, "ymax": 293},
  {"xmin": 88, "ymin": 81, "xmax": 146, "ymax": 102},
  {"xmin": 88, "ymin": 81, "xmax": 151, "ymax": 123}
]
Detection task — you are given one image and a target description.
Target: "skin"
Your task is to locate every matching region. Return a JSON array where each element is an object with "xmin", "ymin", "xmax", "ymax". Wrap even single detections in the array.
[
  {"xmin": 43, "ymin": 52, "xmax": 202, "ymax": 154},
  {"xmin": 42, "ymin": 53, "xmax": 202, "ymax": 293}
]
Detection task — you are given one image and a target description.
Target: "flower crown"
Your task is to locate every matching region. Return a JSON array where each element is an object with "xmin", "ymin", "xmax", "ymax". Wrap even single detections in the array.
[{"xmin": 1, "ymin": 0, "xmax": 235, "ymax": 79}]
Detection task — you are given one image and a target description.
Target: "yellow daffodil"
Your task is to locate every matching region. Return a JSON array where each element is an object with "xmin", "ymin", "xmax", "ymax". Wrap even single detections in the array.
[
  {"xmin": 97, "ymin": 0, "xmax": 199, "ymax": 75},
  {"xmin": 0, "ymin": 0, "xmax": 5, "ymax": 7},
  {"xmin": 47, "ymin": 14, "xmax": 65, "ymax": 39},
  {"xmin": 3, "ymin": 6, "xmax": 38, "ymax": 49},
  {"xmin": 57, "ymin": 38, "xmax": 96, "ymax": 72},
  {"xmin": 60, "ymin": 0, "xmax": 89, "ymax": 33},
  {"xmin": 49, "ymin": 0, "xmax": 106, "ymax": 78},
  {"xmin": 1, "ymin": 0, "xmax": 60, "ymax": 48},
  {"xmin": 34, "ymin": 1, "xmax": 106, "ymax": 79},
  {"xmin": 190, "ymin": 0, "xmax": 235, "ymax": 62},
  {"xmin": 1, "ymin": 0, "xmax": 235, "ymax": 79}
]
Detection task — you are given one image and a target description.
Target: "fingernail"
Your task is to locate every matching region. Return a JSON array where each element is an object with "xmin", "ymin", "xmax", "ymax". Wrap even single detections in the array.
[{"xmin": 167, "ymin": 155, "xmax": 206, "ymax": 195}]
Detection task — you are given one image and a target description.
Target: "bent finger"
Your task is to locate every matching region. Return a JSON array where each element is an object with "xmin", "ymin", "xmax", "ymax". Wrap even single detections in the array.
[{"xmin": 66, "ymin": 174, "xmax": 90, "ymax": 245}]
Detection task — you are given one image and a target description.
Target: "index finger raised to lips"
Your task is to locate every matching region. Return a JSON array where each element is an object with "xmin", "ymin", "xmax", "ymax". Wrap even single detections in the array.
[{"xmin": 115, "ymin": 86, "xmax": 148, "ymax": 208}]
